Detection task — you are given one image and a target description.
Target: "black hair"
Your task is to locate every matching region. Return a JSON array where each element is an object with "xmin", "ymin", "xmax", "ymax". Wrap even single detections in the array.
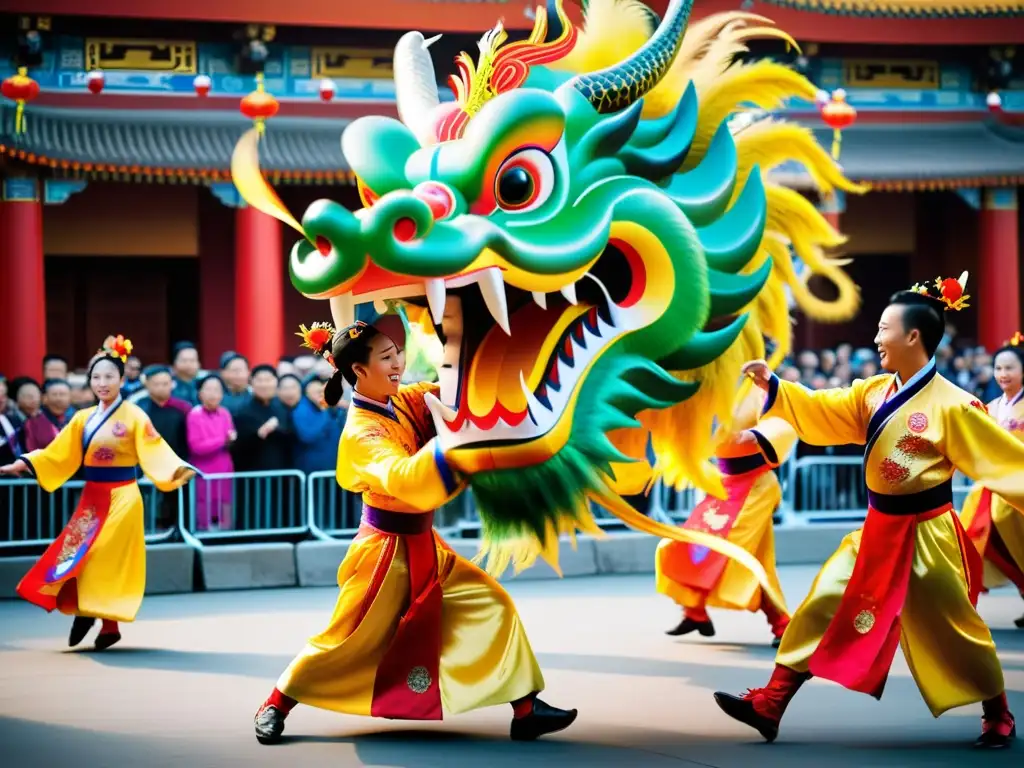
[
  {"xmin": 42, "ymin": 378, "xmax": 70, "ymax": 393},
  {"xmin": 42, "ymin": 354, "xmax": 68, "ymax": 367},
  {"xmin": 887, "ymin": 290, "xmax": 946, "ymax": 359},
  {"xmin": 88, "ymin": 354, "xmax": 124, "ymax": 378},
  {"xmin": 325, "ymin": 327, "xmax": 382, "ymax": 406},
  {"xmin": 143, "ymin": 364, "xmax": 172, "ymax": 378},
  {"xmin": 196, "ymin": 373, "xmax": 225, "ymax": 393},
  {"xmin": 251, "ymin": 364, "xmax": 278, "ymax": 379},
  {"xmin": 993, "ymin": 344, "xmax": 1024, "ymax": 370},
  {"xmin": 219, "ymin": 351, "xmax": 249, "ymax": 370},
  {"xmin": 10, "ymin": 376, "xmax": 41, "ymax": 401},
  {"xmin": 172, "ymin": 341, "xmax": 198, "ymax": 363},
  {"xmin": 278, "ymin": 354, "xmax": 296, "ymax": 364}
]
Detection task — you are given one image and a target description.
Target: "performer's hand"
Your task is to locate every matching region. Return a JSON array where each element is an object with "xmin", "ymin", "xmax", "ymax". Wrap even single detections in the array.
[
  {"xmin": 226, "ymin": 429, "xmax": 237, "ymax": 445},
  {"xmin": 741, "ymin": 360, "xmax": 772, "ymax": 392},
  {"xmin": 0, "ymin": 459, "xmax": 28, "ymax": 476}
]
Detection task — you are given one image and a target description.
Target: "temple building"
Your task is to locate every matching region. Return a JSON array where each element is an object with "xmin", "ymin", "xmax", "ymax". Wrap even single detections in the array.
[{"xmin": 1, "ymin": 0, "xmax": 1022, "ymax": 378}]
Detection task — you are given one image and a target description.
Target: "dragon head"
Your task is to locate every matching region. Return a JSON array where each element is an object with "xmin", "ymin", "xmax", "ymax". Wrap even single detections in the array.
[{"xmin": 232, "ymin": 0, "xmax": 864, "ymax": 572}]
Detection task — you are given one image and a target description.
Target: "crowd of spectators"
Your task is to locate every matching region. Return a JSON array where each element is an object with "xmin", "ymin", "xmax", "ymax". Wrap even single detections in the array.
[
  {"xmin": 0, "ymin": 322, "xmax": 997, "ymax": 529},
  {"xmin": 0, "ymin": 344, "xmax": 350, "ymax": 531}
]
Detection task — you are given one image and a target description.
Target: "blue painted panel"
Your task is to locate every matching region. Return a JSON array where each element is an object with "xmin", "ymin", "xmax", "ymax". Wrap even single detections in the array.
[
  {"xmin": 0, "ymin": 40, "xmax": 1017, "ymax": 113},
  {"xmin": 0, "ymin": 36, "xmax": 465, "ymax": 102},
  {"xmin": 954, "ymin": 188, "xmax": 981, "ymax": 211},
  {"xmin": 44, "ymin": 179, "xmax": 88, "ymax": 205},
  {"xmin": 2, "ymin": 178, "xmax": 39, "ymax": 202}
]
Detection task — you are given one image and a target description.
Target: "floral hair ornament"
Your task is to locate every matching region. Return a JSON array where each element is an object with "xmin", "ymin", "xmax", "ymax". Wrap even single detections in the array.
[
  {"xmin": 1008, "ymin": 331, "xmax": 1024, "ymax": 347},
  {"xmin": 296, "ymin": 321, "xmax": 337, "ymax": 367},
  {"xmin": 908, "ymin": 270, "xmax": 969, "ymax": 312},
  {"xmin": 99, "ymin": 334, "xmax": 133, "ymax": 363}
]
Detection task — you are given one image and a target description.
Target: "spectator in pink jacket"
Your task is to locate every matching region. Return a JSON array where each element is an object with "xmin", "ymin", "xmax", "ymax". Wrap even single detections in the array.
[{"xmin": 187, "ymin": 374, "xmax": 236, "ymax": 531}]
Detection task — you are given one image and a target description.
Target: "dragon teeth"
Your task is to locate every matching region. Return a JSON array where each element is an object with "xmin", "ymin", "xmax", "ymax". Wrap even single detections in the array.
[
  {"xmin": 532, "ymin": 291, "xmax": 547, "ymax": 309},
  {"xmin": 425, "ymin": 278, "xmax": 446, "ymax": 325},
  {"xmin": 478, "ymin": 267, "xmax": 510, "ymax": 335},
  {"xmin": 329, "ymin": 293, "xmax": 355, "ymax": 329},
  {"xmin": 583, "ymin": 271, "xmax": 621, "ymax": 328},
  {"xmin": 423, "ymin": 391, "xmax": 457, "ymax": 427},
  {"xmin": 560, "ymin": 282, "xmax": 578, "ymax": 305}
]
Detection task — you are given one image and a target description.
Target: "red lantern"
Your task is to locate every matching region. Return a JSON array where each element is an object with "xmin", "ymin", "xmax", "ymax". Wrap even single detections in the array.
[
  {"xmin": 319, "ymin": 78, "xmax": 335, "ymax": 102},
  {"xmin": 86, "ymin": 70, "xmax": 105, "ymax": 95},
  {"xmin": 240, "ymin": 72, "xmax": 279, "ymax": 136},
  {"xmin": 820, "ymin": 88, "xmax": 857, "ymax": 160},
  {"xmin": 987, "ymin": 91, "xmax": 1002, "ymax": 113},
  {"xmin": 1, "ymin": 67, "xmax": 40, "ymax": 135},
  {"xmin": 194, "ymin": 74, "xmax": 211, "ymax": 98}
]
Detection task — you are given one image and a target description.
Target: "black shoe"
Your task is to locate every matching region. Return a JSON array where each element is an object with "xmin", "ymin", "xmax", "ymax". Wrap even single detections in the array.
[
  {"xmin": 666, "ymin": 616, "xmax": 716, "ymax": 637},
  {"xmin": 255, "ymin": 705, "xmax": 286, "ymax": 745},
  {"xmin": 1014, "ymin": 613, "xmax": 1024, "ymax": 629},
  {"xmin": 69, "ymin": 616, "xmax": 96, "ymax": 648},
  {"xmin": 94, "ymin": 632, "xmax": 121, "ymax": 651},
  {"xmin": 713, "ymin": 691, "xmax": 779, "ymax": 743},
  {"xmin": 510, "ymin": 698, "xmax": 578, "ymax": 741},
  {"xmin": 974, "ymin": 720, "xmax": 1016, "ymax": 749}
]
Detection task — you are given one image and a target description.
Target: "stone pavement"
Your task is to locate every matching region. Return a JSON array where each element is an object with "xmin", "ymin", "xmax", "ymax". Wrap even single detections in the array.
[{"xmin": 0, "ymin": 566, "xmax": 1021, "ymax": 767}]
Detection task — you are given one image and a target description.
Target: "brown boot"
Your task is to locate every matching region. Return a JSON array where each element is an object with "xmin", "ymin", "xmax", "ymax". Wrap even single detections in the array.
[
  {"xmin": 714, "ymin": 664, "xmax": 810, "ymax": 743},
  {"xmin": 975, "ymin": 692, "xmax": 1016, "ymax": 749}
]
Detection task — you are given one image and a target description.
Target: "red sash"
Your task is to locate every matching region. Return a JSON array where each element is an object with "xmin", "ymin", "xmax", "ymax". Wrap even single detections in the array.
[
  {"xmin": 808, "ymin": 486, "xmax": 981, "ymax": 698},
  {"xmin": 965, "ymin": 487, "xmax": 994, "ymax": 550},
  {"xmin": 17, "ymin": 481, "xmax": 129, "ymax": 611},
  {"xmin": 361, "ymin": 506, "xmax": 444, "ymax": 721},
  {"xmin": 665, "ymin": 463, "xmax": 769, "ymax": 592}
]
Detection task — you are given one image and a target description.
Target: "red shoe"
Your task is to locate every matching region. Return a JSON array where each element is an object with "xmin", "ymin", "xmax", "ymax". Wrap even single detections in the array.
[{"xmin": 975, "ymin": 695, "xmax": 1015, "ymax": 749}]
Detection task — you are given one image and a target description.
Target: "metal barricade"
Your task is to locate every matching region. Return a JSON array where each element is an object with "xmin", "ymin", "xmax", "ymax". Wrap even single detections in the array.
[
  {"xmin": 0, "ymin": 477, "xmax": 178, "ymax": 550},
  {"xmin": 305, "ymin": 470, "xmax": 472, "ymax": 539},
  {"xmin": 782, "ymin": 455, "xmax": 867, "ymax": 525},
  {"xmin": 186, "ymin": 469, "xmax": 307, "ymax": 542}
]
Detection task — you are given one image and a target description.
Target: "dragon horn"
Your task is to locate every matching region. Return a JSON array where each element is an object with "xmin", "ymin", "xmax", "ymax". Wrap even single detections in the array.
[
  {"xmin": 393, "ymin": 31, "xmax": 442, "ymax": 146},
  {"xmin": 565, "ymin": 0, "xmax": 694, "ymax": 114}
]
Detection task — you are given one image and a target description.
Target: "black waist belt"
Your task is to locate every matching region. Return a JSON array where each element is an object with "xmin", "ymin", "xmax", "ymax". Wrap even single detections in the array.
[
  {"xmin": 868, "ymin": 478, "xmax": 953, "ymax": 515},
  {"xmin": 361, "ymin": 504, "xmax": 435, "ymax": 535},
  {"xmin": 717, "ymin": 453, "xmax": 767, "ymax": 476}
]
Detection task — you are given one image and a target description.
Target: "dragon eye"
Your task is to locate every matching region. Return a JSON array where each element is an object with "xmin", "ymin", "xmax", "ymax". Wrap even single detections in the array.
[{"xmin": 494, "ymin": 148, "xmax": 554, "ymax": 213}]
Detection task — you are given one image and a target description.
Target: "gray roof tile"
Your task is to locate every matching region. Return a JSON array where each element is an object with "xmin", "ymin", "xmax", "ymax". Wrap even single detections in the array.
[{"xmin": 0, "ymin": 104, "xmax": 350, "ymax": 172}]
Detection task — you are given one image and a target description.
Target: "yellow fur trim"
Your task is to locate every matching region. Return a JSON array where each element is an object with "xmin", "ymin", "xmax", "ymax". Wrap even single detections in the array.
[
  {"xmin": 546, "ymin": 0, "xmax": 653, "ymax": 78},
  {"xmin": 645, "ymin": 319, "xmax": 764, "ymax": 497}
]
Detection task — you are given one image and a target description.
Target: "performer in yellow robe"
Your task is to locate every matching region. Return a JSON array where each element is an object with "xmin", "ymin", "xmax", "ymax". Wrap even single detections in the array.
[
  {"xmin": 0, "ymin": 335, "xmax": 195, "ymax": 650},
  {"xmin": 959, "ymin": 332, "xmax": 1024, "ymax": 628},
  {"xmin": 714, "ymin": 274, "xmax": 1019, "ymax": 749},
  {"xmin": 657, "ymin": 386, "xmax": 796, "ymax": 646},
  {"xmin": 253, "ymin": 315, "xmax": 576, "ymax": 745}
]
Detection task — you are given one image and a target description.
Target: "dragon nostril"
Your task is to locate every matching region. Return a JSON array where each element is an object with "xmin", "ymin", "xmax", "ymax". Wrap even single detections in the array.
[
  {"xmin": 393, "ymin": 217, "xmax": 417, "ymax": 242},
  {"xmin": 315, "ymin": 236, "xmax": 332, "ymax": 256},
  {"xmin": 413, "ymin": 182, "xmax": 454, "ymax": 221}
]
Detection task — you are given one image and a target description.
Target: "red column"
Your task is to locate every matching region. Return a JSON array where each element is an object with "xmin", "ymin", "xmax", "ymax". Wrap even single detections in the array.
[
  {"xmin": 235, "ymin": 204, "xmax": 284, "ymax": 366},
  {"xmin": 978, "ymin": 188, "xmax": 1020, "ymax": 351},
  {"xmin": 0, "ymin": 178, "xmax": 46, "ymax": 380}
]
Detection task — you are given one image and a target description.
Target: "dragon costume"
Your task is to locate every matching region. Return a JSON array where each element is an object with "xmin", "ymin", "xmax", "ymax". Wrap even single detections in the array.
[{"xmin": 231, "ymin": 0, "xmax": 864, "ymax": 594}]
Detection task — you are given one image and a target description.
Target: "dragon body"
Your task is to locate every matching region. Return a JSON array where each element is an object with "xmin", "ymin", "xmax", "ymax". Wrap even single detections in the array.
[{"xmin": 231, "ymin": 0, "xmax": 865, "ymax": 589}]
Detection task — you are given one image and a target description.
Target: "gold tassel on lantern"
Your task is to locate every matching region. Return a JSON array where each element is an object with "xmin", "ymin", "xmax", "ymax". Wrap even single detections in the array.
[{"xmin": 1, "ymin": 67, "xmax": 41, "ymax": 136}]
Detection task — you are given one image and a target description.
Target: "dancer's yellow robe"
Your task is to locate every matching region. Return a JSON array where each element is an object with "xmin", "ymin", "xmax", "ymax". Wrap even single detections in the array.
[
  {"xmin": 959, "ymin": 391, "xmax": 1024, "ymax": 591},
  {"xmin": 764, "ymin": 361, "xmax": 1024, "ymax": 716},
  {"xmin": 17, "ymin": 398, "xmax": 194, "ymax": 622},
  {"xmin": 656, "ymin": 387, "xmax": 796, "ymax": 617},
  {"xmin": 276, "ymin": 383, "xmax": 544, "ymax": 719}
]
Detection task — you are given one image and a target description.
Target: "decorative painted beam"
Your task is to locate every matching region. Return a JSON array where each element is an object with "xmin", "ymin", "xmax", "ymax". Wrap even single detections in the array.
[
  {"xmin": 754, "ymin": 0, "xmax": 1024, "ymax": 18},
  {"xmin": 954, "ymin": 187, "xmax": 981, "ymax": 210},
  {"xmin": 1, "ymin": 177, "xmax": 39, "ymax": 202},
  {"xmin": 209, "ymin": 182, "xmax": 244, "ymax": 208},
  {"xmin": 43, "ymin": 178, "xmax": 87, "ymax": 205}
]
